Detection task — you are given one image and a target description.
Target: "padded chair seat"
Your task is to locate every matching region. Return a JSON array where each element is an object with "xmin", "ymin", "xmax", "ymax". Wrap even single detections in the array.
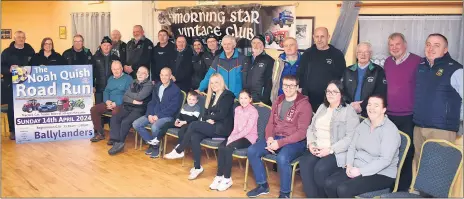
[
  {"xmin": 262, "ymin": 154, "xmax": 301, "ymax": 165},
  {"xmin": 1, "ymin": 105, "xmax": 8, "ymax": 112},
  {"xmin": 166, "ymin": 128, "xmax": 180, "ymax": 137},
  {"xmin": 357, "ymin": 188, "xmax": 391, "ymax": 198},
  {"xmin": 200, "ymin": 138, "xmax": 225, "ymax": 148},
  {"xmin": 233, "ymin": 148, "xmax": 248, "ymax": 157},
  {"xmin": 380, "ymin": 192, "xmax": 423, "ymax": 198}
]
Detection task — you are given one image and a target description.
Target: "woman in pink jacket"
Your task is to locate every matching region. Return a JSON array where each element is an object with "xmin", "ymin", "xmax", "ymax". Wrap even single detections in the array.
[{"xmin": 209, "ymin": 89, "xmax": 259, "ymax": 191}]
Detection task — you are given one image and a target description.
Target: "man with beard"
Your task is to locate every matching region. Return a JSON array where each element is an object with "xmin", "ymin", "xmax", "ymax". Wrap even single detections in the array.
[
  {"xmin": 92, "ymin": 36, "xmax": 121, "ymax": 104},
  {"xmin": 242, "ymin": 35, "xmax": 275, "ymax": 105},
  {"xmin": 297, "ymin": 27, "xmax": 346, "ymax": 111},
  {"xmin": 1, "ymin": 31, "xmax": 35, "ymax": 140},
  {"xmin": 110, "ymin": 30, "xmax": 127, "ymax": 65},
  {"xmin": 125, "ymin": 25, "xmax": 154, "ymax": 79},
  {"xmin": 152, "ymin": 29, "xmax": 176, "ymax": 83},
  {"xmin": 62, "ymin": 34, "xmax": 93, "ymax": 65}
]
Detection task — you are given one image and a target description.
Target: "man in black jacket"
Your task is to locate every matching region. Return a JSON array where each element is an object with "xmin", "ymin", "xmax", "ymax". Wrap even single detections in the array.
[
  {"xmin": 125, "ymin": 25, "xmax": 154, "ymax": 79},
  {"xmin": 152, "ymin": 29, "xmax": 176, "ymax": 83},
  {"xmin": 1, "ymin": 31, "xmax": 35, "ymax": 140},
  {"xmin": 110, "ymin": 30, "xmax": 127, "ymax": 66},
  {"xmin": 243, "ymin": 35, "xmax": 275, "ymax": 105},
  {"xmin": 62, "ymin": 34, "xmax": 93, "ymax": 65},
  {"xmin": 297, "ymin": 27, "xmax": 346, "ymax": 111},
  {"xmin": 201, "ymin": 33, "xmax": 222, "ymax": 69},
  {"xmin": 171, "ymin": 35, "xmax": 193, "ymax": 92},
  {"xmin": 92, "ymin": 36, "xmax": 121, "ymax": 104},
  {"xmin": 341, "ymin": 42, "xmax": 387, "ymax": 117}
]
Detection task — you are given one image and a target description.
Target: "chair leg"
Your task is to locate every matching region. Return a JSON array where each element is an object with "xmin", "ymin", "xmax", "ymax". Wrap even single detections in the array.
[
  {"xmin": 238, "ymin": 159, "xmax": 243, "ymax": 170},
  {"xmin": 264, "ymin": 162, "xmax": 270, "ymax": 179},
  {"xmin": 134, "ymin": 131, "xmax": 138, "ymax": 150},
  {"xmin": 213, "ymin": 149, "xmax": 217, "ymax": 160},
  {"xmin": 139, "ymin": 135, "xmax": 143, "ymax": 150},
  {"xmin": 244, "ymin": 159, "xmax": 249, "ymax": 191},
  {"xmin": 290, "ymin": 163, "xmax": 298, "ymax": 198},
  {"xmin": 163, "ymin": 135, "xmax": 168, "ymax": 158},
  {"xmin": 204, "ymin": 149, "xmax": 210, "ymax": 159}
]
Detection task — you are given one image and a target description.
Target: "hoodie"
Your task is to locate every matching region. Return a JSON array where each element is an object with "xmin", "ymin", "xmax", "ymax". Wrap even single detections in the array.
[{"xmin": 265, "ymin": 92, "xmax": 313, "ymax": 148}]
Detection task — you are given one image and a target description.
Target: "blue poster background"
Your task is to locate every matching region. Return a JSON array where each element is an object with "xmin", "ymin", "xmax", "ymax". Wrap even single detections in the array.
[{"xmin": 12, "ymin": 65, "xmax": 94, "ymax": 144}]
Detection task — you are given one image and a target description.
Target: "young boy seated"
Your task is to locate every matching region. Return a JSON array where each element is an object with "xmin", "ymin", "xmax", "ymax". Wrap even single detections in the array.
[{"xmin": 152, "ymin": 91, "xmax": 201, "ymax": 151}]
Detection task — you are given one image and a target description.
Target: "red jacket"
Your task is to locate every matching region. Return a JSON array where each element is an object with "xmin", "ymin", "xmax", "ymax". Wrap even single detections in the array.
[{"xmin": 265, "ymin": 92, "xmax": 313, "ymax": 148}]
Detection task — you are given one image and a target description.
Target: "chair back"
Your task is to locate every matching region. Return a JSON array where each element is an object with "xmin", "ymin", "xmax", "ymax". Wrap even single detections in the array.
[
  {"xmin": 253, "ymin": 102, "xmax": 271, "ymax": 141},
  {"xmin": 174, "ymin": 90, "xmax": 187, "ymax": 117},
  {"xmin": 412, "ymin": 139, "xmax": 463, "ymax": 198},
  {"xmin": 392, "ymin": 131, "xmax": 411, "ymax": 192}
]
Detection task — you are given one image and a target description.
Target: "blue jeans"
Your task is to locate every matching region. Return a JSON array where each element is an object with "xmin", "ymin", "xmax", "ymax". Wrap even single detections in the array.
[
  {"xmin": 247, "ymin": 136, "xmax": 306, "ymax": 193},
  {"xmin": 132, "ymin": 116, "xmax": 173, "ymax": 142}
]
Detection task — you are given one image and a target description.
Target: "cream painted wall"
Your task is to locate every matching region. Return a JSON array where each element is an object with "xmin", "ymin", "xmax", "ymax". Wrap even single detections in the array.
[
  {"xmin": 110, "ymin": 1, "xmax": 144, "ymax": 42},
  {"xmin": 1, "ymin": 1, "xmax": 110, "ymax": 53}
]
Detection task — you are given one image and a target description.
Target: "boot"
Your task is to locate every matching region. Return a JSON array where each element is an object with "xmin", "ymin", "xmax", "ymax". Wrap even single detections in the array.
[{"xmin": 108, "ymin": 142, "xmax": 125, "ymax": 155}]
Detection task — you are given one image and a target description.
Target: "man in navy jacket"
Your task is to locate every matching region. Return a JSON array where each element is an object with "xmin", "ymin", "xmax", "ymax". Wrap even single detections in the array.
[{"xmin": 132, "ymin": 67, "xmax": 182, "ymax": 158}]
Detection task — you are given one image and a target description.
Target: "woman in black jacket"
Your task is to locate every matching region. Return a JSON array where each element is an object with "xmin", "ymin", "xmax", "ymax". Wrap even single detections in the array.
[
  {"xmin": 191, "ymin": 38, "xmax": 207, "ymax": 90},
  {"xmin": 29, "ymin": 38, "xmax": 66, "ymax": 66},
  {"xmin": 165, "ymin": 73, "xmax": 235, "ymax": 180}
]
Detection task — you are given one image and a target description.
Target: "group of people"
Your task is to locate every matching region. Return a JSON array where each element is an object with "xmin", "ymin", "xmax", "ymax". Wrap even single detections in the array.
[{"xmin": 1, "ymin": 23, "xmax": 462, "ymax": 198}]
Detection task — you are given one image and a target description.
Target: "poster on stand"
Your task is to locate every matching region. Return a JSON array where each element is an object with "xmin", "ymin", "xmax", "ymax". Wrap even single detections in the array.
[
  {"xmin": 12, "ymin": 65, "xmax": 94, "ymax": 144},
  {"xmin": 157, "ymin": 4, "xmax": 296, "ymax": 50}
]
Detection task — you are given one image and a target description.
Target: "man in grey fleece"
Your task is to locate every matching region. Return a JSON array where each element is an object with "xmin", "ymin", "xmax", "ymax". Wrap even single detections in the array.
[
  {"xmin": 108, "ymin": 66, "xmax": 153, "ymax": 155},
  {"xmin": 323, "ymin": 95, "xmax": 401, "ymax": 198}
]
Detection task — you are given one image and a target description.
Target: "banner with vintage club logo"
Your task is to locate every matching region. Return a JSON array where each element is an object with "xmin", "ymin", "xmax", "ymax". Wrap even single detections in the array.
[
  {"xmin": 157, "ymin": 4, "xmax": 296, "ymax": 51},
  {"xmin": 12, "ymin": 65, "xmax": 94, "ymax": 144}
]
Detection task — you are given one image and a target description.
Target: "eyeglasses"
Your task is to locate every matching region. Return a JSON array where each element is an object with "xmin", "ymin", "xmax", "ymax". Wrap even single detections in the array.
[
  {"xmin": 325, "ymin": 90, "xmax": 340, "ymax": 95},
  {"xmin": 283, "ymin": 43, "xmax": 296, "ymax": 48},
  {"xmin": 282, "ymin": 84, "xmax": 297, "ymax": 89}
]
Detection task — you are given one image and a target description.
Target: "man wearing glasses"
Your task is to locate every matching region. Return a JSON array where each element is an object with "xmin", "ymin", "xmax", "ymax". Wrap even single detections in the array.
[
  {"xmin": 63, "ymin": 34, "xmax": 93, "ymax": 65},
  {"xmin": 247, "ymin": 75, "xmax": 312, "ymax": 198},
  {"xmin": 341, "ymin": 42, "xmax": 387, "ymax": 117}
]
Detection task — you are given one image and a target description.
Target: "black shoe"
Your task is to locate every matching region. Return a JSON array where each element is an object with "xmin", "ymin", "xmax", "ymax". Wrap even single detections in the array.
[
  {"xmin": 278, "ymin": 192, "xmax": 290, "ymax": 198},
  {"xmin": 145, "ymin": 145, "xmax": 154, "ymax": 155},
  {"xmin": 107, "ymin": 140, "xmax": 114, "ymax": 145},
  {"xmin": 150, "ymin": 145, "xmax": 162, "ymax": 158},
  {"xmin": 246, "ymin": 183, "xmax": 270, "ymax": 198},
  {"xmin": 108, "ymin": 142, "xmax": 125, "ymax": 155},
  {"xmin": 9, "ymin": 132, "xmax": 15, "ymax": 140}
]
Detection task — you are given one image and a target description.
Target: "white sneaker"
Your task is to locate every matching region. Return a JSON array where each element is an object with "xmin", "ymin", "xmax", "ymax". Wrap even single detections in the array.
[
  {"xmin": 217, "ymin": 178, "xmax": 233, "ymax": 191},
  {"xmin": 209, "ymin": 176, "xmax": 223, "ymax": 190},
  {"xmin": 188, "ymin": 166, "xmax": 204, "ymax": 180},
  {"xmin": 147, "ymin": 137, "xmax": 160, "ymax": 145},
  {"xmin": 164, "ymin": 149, "xmax": 184, "ymax": 159}
]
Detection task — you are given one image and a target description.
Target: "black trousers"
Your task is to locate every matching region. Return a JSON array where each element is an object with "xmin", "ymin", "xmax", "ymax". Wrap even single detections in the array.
[
  {"xmin": 175, "ymin": 121, "xmax": 225, "ymax": 169},
  {"xmin": 7, "ymin": 92, "xmax": 15, "ymax": 133},
  {"xmin": 299, "ymin": 151, "xmax": 342, "ymax": 198},
  {"xmin": 217, "ymin": 138, "xmax": 251, "ymax": 178},
  {"xmin": 324, "ymin": 169, "xmax": 395, "ymax": 198},
  {"xmin": 95, "ymin": 92, "xmax": 103, "ymax": 104},
  {"xmin": 109, "ymin": 106, "xmax": 144, "ymax": 142},
  {"xmin": 388, "ymin": 114, "xmax": 414, "ymax": 191}
]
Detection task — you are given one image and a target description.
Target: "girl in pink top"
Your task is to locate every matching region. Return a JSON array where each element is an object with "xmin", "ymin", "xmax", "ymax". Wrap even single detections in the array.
[{"xmin": 209, "ymin": 89, "xmax": 259, "ymax": 191}]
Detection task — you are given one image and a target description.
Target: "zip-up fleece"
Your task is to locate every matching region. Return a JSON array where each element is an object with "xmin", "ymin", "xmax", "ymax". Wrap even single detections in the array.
[
  {"xmin": 198, "ymin": 49, "xmax": 250, "ymax": 98},
  {"xmin": 265, "ymin": 92, "xmax": 313, "ymax": 147}
]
